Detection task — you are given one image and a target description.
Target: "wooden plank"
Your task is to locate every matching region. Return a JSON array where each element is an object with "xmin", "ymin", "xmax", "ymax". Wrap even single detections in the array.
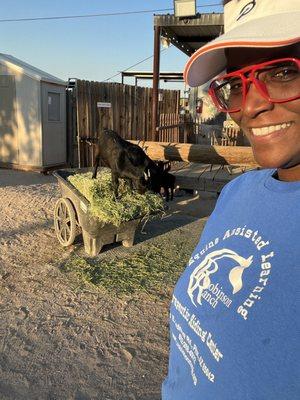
[
  {"xmin": 148, "ymin": 88, "xmax": 152, "ymax": 141},
  {"xmin": 76, "ymin": 80, "xmax": 83, "ymax": 167},
  {"xmin": 87, "ymin": 81, "xmax": 92, "ymax": 166},
  {"xmin": 130, "ymin": 85, "xmax": 134, "ymax": 139},
  {"xmin": 173, "ymin": 163, "xmax": 212, "ymax": 178},
  {"xmin": 130, "ymin": 140, "xmax": 258, "ymax": 166},
  {"xmin": 132, "ymin": 85, "xmax": 137, "ymax": 140}
]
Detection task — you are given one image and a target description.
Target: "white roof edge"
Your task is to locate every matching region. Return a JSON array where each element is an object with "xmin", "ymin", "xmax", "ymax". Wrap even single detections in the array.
[{"xmin": 0, "ymin": 53, "xmax": 66, "ymax": 85}]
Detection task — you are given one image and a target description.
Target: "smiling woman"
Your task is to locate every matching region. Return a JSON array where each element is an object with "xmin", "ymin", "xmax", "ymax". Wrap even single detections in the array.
[
  {"xmin": 162, "ymin": 1, "xmax": 300, "ymax": 399},
  {"xmin": 220, "ymin": 45, "xmax": 300, "ymax": 177}
]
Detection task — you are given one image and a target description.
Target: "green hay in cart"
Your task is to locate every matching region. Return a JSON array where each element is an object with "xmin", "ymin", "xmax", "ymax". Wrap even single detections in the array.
[{"xmin": 68, "ymin": 169, "xmax": 164, "ymax": 227}]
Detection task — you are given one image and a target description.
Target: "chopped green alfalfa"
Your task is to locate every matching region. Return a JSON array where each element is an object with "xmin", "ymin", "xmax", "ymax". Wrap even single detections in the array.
[{"xmin": 67, "ymin": 169, "xmax": 164, "ymax": 226}]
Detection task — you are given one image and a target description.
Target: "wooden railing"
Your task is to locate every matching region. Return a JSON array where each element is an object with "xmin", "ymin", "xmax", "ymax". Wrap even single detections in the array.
[
  {"xmin": 157, "ymin": 113, "xmax": 194, "ymax": 143},
  {"xmin": 157, "ymin": 114, "xmax": 248, "ymax": 146},
  {"xmin": 210, "ymin": 126, "xmax": 248, "ymax": 146}
]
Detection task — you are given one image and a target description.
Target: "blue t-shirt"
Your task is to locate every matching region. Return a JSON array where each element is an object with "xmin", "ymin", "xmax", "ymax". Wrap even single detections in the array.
[{"xmin": 162, "ymin": 169, "xmax": 300, "ymax": 400}]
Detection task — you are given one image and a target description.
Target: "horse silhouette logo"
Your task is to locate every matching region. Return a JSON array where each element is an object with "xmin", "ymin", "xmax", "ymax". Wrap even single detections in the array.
[
  {"xmin": 187, "ymin": 248, "xmax": 253, "ymax": 307},
  {"xmin": 237, "ymin": 0, "xmax": 256, "ymax": 21}
]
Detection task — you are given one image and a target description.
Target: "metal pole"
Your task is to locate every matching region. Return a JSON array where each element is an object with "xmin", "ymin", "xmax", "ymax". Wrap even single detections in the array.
[{"xmin": 152, "ymin": 25, "xmax": 161, "ymax": 141}]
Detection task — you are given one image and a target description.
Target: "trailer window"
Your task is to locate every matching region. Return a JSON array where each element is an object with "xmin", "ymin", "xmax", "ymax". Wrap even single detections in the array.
[{"xmin": 48, "ymin": 92, "xmax": 60, "ymax": 121}]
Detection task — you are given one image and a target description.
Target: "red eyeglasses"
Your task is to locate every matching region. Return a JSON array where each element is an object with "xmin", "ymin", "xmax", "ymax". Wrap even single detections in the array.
[{"xmin": 208, "ymin": 57, "xmax": 300, "ymax": 113}]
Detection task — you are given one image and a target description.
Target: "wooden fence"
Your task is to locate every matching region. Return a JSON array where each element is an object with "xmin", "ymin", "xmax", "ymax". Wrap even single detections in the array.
[
  {"xmin": 157, "ymin": 114, "xmax": 248, "ymax": 146},
  {"xmin": 158, "ymin": 113, "xmax": 180, "ymax": 142},
  {"xmin": 157, "ymin": 113, "xmax": 194, "ymax": 143},
  {"xmin": 67, "ymin": 79, "xmax": 180, "ymax": 167},
  {"xmin": 210, "ymin": 126, "xmax": 248, "ymax": 146}
]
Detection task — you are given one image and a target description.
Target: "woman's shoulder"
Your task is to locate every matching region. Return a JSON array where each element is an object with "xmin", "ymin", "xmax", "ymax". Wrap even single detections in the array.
[
  {"xmin": 229, "ymin": 168, "xmax": 271, "ymax": 185},
  {"xmin": 218, "ymin": 168, "xmax": 273, "ymax": 199}
]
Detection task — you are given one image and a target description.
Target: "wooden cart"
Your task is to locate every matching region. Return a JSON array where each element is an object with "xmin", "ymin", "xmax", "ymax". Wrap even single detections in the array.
[{"xmin": 53, "ymin": 168, "xmax": 140, "ymax": 256}]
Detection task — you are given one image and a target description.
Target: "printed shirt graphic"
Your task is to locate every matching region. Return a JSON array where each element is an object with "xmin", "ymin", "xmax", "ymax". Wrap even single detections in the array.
[{"xmin": 162, "ymin": 169, "xmax": 300, "ymax": 400}]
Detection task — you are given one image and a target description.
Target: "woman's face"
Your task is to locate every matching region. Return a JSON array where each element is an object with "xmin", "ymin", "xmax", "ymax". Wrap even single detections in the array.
[{"xmin": 226, "ymin": 44, "xmax": 300, "ymax": 180}]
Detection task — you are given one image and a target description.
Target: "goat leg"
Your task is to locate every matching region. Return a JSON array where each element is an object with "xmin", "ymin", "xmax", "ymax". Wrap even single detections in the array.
[
  {"xmin": 170, "ymin": 183, "xmax": 174, "ymax": 201},
  {"xmin": 164, "ymin": 186, "xmax": 170, "ymax": 202},
  {"xmin": 92, "ymin": 154, "xmax": 100, "ymax": 179},
  {"xmin": 111, "ymin": 172, "xmax": 119, "ymax": 198}
]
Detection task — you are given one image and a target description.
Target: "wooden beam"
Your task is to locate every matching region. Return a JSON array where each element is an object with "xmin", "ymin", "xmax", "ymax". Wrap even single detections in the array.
[
  {"xmin": 130, "ymin": 141, "xmax": 258, "ymax": 166},
  {"xmin": 152, "ymin": 25, "xmax": 161, "ymax": 141},
  {"xmin": 154, "ymin": 13, "xmax": 224, "ymax": 27}
]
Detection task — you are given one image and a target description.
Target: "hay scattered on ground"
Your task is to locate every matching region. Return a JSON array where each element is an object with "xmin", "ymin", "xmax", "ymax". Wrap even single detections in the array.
[
  {"xmin": 62, "ymin": 235, "xmax": 195, "ymax": 297},
  {"xmin": 68, "ymin": 170, "xmax": 164, "ymax": 226}
]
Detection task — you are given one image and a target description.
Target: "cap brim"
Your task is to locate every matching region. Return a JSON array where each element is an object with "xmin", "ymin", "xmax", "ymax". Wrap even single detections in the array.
[{"xmin": 184, "ymin": 12, "xmax": 300, "ymax": 87}]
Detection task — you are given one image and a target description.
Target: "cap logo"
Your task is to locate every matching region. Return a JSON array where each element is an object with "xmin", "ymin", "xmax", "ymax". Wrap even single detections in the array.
[{"xmin": 237, "ymin": 0, "xmax": 256, "ymax": 21}]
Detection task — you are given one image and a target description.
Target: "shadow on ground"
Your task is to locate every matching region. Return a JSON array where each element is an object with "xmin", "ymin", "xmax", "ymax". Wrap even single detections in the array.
[{"xmin": 0, "ymin": 168, "xmax": 55, "ymax": 187}]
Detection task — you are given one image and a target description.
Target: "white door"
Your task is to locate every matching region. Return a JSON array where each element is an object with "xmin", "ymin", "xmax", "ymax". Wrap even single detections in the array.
[{"xmin": 41, "ymin": 82, "xmax": 66, "ymax": 166}]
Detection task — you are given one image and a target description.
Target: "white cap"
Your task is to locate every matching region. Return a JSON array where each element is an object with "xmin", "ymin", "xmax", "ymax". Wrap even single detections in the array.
[{"xmin": 184, "ymin": 0, "xmax": 300, "ymax": 87}]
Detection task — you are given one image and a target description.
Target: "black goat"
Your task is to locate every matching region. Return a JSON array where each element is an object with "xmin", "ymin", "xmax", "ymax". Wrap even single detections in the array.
[
  {"xmin": 155, "ymin": 161, "xmax": 176, "ymax": 202},
  {"xmin": 92, "ymin": 129, "xmax": 160, "ymax": 196}
]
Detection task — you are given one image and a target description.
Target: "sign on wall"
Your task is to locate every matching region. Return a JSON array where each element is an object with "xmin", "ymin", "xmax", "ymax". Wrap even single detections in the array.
[{"xmin": 97, "ymin": 102, "xmax": 112, "ymax": 108}]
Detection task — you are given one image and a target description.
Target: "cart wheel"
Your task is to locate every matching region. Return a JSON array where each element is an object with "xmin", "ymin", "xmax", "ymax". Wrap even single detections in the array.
[{"xmin": 54, "ymin": 198, "xmax": 77, "ymax": 246}]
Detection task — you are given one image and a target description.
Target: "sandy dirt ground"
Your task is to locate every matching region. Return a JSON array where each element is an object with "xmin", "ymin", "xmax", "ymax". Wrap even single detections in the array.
[{"xmin": 0, "ymin": 169, "xmax": 217, "ymax": 400}]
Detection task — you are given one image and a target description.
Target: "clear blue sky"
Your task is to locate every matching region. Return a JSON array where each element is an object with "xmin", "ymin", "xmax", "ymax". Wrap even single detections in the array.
[{"xmin": 0, "ymin": 1, "xmax": 223, "ymax": 89}]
